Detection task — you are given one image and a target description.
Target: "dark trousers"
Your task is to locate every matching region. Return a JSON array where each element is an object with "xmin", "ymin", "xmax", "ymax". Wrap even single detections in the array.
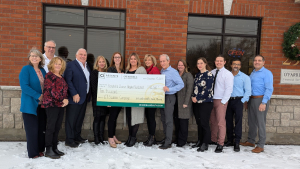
[
  {"xmin": 45, "ymin": 107, "xmax": 64, "ymax": 147},
  {"xmin": 108, "ymin": 107, "xmax": 122, "ymax": 138},
  {"xmin": 174, "ymin": 101, "xmax": 189, "ymax": 145},
  {"xmin": 160, "ymin": 94, "xmax": 176, "ymax": 145},
  {"xmin": 126, "ymin": 107, "xmax": 139, "ymax": 137},
  {"xmin": 65, "ymin": 100, "xmax": 87, "ymax": 144},
  {"xmin": 22, "ymin": 105, "xmax": 46, "ymax": 158},
  {"xmin": 145, "ymin": 108, "xmax": 156, "ymax": 136},
  {"xmin": 226, "ymin": 98, "xmax": 244, "ymax": 144},
  {"xmin": 193, "ymin": 102, "xmax": 213, "ymax": 144}
]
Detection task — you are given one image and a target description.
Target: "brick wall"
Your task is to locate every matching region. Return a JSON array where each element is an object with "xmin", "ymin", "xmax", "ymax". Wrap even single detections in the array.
[{"xmin": 1, "ymin": 0, "xmax": 300, "ymax": 93}]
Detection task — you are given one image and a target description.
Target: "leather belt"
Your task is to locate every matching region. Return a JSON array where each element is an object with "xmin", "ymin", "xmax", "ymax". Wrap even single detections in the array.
[
  {"xmin": 250, "ymin": 95, "xmax": 263, "ymax": 98},
  {"xmin": 230, "ymin": 96, "xmax": 243, "ymax": 100}
]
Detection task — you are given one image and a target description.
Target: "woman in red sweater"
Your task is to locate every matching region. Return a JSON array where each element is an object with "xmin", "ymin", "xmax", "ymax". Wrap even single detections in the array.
[
  {"xmin": 143, "ymin": 54, "xmax": 160, "ymax": 146},
  {"xmin": 42, "ymin": 57, "xmax": 68, "ymax": 159}
]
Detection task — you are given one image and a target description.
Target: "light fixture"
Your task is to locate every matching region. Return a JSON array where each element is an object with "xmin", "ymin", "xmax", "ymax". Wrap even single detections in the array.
[
  {"xmin": 81, "ymin": 0, "xmax": 89, "ymax": 6},
  {"xmin": 224, "ymin": 0, "xmax": 233, "ymax": 15}
]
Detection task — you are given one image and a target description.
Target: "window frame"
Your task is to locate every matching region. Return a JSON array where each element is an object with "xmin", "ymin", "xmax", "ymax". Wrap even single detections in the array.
[
  {"xmin": 187, "ymin": 14, "xmax": 262, "ymax": 56},
  {"xmin": 42, "ymin": 3, "xmax": 126, "ymax": 58}
]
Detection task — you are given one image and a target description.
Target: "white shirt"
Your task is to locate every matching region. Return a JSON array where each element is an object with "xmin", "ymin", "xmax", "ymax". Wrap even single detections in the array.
[
  {"xmin": 211, "ymin": 67, "xmax": 234, "ymax": 104},
  {"xmin": 76, "ymin": 59, "xmax": 90, "ymax": 94},
  {"xmin": 42, "ymin": 53, "xmax": 57, "ymax": 73}
]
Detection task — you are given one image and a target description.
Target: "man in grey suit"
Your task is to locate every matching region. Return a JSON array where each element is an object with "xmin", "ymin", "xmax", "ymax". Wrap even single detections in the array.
[{"xmin": 158, "ymin": 54, "xmax": 184, "ymax": 149}]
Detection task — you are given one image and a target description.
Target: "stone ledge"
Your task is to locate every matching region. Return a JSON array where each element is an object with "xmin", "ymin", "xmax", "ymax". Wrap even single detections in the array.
[
  {"xmin": 296, "ymin": 0, "xmax": 300, "ymax": 4},
  {"xmin": 0, "ymin": 86, "xmax": 21, "ymax": 91},
  {"xmin": 272, "ymin": 95, "xmax": 300, "ymax": 100}
]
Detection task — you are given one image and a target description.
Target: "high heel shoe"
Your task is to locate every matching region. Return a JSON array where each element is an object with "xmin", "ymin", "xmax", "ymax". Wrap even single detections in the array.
[
  {"xmin": 108, "ymin": 138, "xmax": 117, "ymax": 148},
  {"xmin": 113, "ymin": 136, "xmax": 122, "ymax": 144}
]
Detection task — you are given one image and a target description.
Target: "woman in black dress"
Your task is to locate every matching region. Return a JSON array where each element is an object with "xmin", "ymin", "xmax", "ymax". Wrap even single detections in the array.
[{"xmin": 90, "ymin": 55, "xmax": 109, "ymax": 145}]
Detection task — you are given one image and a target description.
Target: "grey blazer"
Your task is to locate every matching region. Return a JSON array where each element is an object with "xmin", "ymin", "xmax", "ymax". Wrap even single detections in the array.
[
  {"xmin": 124, "ymin": 66, "xmax": 147, "ymax": 126},
  {"xmin": 177, "ymin": 72, "xmax": 194, "ymax": 119}
]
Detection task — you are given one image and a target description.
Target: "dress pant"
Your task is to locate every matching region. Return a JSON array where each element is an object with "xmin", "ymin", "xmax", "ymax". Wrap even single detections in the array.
[
  {"xmin": 145, "ymin": 108, "xmax": 157, "ymax": 136},
  {"xmin": 225, "ymin": 98, "xmax": 243, "ymax": 144},
  {"xmin": 108, "ymin": 107, "xmax": 122, "ymax": 138},
  {"xmin": 210, "ymin": 99, "xmax": 228, "ymax": 146},
  {"xmin": 65, "ymin": 100, "xmax": 87, "ymax": 144},
  {"xmin": 22, "ymin": 105, "xmax": 46, "ymax": 158},
  {"xmin": 193, "ymin": 102, "xmax": 213, "ymax": 144},
  {"xmin": 174, "ymin": 100, "xmax": 189, "ymax": 145},
  {"xmin": 247, "ymin": 97, "xmax": 269, "ymax": 148},
  {"xmin": 160, "ymin": 94, "xmax": 176, "ymax": 145},
  {"xmin": 45, "ymin": 107, "xmax": 64, "ymax": 147}
]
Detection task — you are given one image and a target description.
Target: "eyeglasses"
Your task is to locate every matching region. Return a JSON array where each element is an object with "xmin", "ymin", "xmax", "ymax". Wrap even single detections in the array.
[
  {"xmin": 30, "ymin": 55, "xmax": 39, "ymax": 58},
  {"xmin": 46, "ymin": 46, "xmax": 56, "ymax": 49},
  {"xmin": 114, "ymin": 57, "xmax": 121, "ymax": 59},
  {"xmin": 232, "ymin": 64, "xmax": 241, "ymax": 66}
]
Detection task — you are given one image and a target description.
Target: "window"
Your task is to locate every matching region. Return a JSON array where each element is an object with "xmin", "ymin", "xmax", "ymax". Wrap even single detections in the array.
[
  {"xmin": 43, "ymin": 5, "xmax": 125, "ymax": 62},
  {"xmin": 187, "ymin": 15, "xmax": 261, "ymax": 75}
]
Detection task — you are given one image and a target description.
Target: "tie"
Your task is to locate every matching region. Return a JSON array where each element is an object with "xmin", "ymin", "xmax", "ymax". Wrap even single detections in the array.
[{"xmin": 213, "ymin": 69, "xmax": 219, "ymax": 94}]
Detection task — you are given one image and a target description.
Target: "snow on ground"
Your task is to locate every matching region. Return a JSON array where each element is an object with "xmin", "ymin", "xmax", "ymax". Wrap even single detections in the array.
[{"xmin": 0, "ymin": 141, "xmax": 300, "ymax": 169}]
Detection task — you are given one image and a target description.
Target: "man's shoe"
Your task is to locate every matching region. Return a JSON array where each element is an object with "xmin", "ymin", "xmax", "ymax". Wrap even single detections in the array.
[
  {"xmin": 53, "ymin": 144, "xmax": 65, "ymax": 156},
  {"xmin": 251, "ymin": 146, "xmax": 264, "ymax": 153},
  {"xmin": 65, "ymin": 142, "xmax": 79, "ymax": 148},
  {"xmin": 176, "ymin": 144, "xmax": 185, "ymax": 147},
  {"xmin": 157, "ymin": 138, "xmax": 165, "ymax": 145},
  {"xmin": 197, "ymin": 143, "xmax": 208, "ymax": 152},
  {"xmin": 191, "ymin": 140, "xmax": 201, "ymax": 148},
  {"xmin": 224, "ymin": 141, "xmax": 234, "ymax": 147},
  {"xmin": 159, "ymin": 144, "xmax": 171, "ymax": 150},
  {"xmin": 75, "ymin": 137, "xmax": 87, "ymax": 144},
  {"xmin": 215, "ymin": 144, "xmax": 223, "ymax": 153},
  {"xmin": 240, "ymin": 141, "xmax": 255, "ymax": 147},
  {"xmin": 234, "ymin": 143, "xmax": 240, "ymax": 152}
]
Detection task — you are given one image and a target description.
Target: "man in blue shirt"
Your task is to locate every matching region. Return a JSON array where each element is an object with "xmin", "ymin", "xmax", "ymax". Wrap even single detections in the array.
[
  {"xmin": 240, "ymin": 55, "xmax": 273, "ymax": 153},
  {"xmin": 158, "ymin": 54, "xmax": 184, "ymax": 149},
  {"xmin": 225, "ymin": 58, "xmax": 251, "ymax": 152}
]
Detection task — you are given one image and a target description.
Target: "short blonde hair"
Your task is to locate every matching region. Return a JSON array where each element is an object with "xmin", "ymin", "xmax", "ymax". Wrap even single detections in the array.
[
  {"xmin": 144, "ymin": 54, "xmax": 157, "ymax": 67},
  {"xmin": 126, "ymin": 53, "xmax": 142, "ymax": 71},
  {"xmin": 93, "ymin": 55, "xmax": 108, "ymax": 72},
  {"xmin": 47, "ymin": 57, "xmax": 66, "ymax": 75},
  {"xmin": 177, "ymin": 59, "xmax": 188, "ymax": 73}
]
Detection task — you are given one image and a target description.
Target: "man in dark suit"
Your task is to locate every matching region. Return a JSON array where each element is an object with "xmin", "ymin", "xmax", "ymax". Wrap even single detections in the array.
[{"xmin": 64, "ymin": 48, "xmax": 91, "ymax": 148}]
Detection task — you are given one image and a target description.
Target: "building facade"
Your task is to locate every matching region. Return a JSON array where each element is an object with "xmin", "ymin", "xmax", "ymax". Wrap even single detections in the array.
[{"xmin": 1, "ymin": 0, "xmax": 300, "ymax": 143}]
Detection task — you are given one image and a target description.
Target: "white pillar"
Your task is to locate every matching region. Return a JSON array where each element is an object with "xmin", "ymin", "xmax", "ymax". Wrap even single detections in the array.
[{"xmin": 224, "ymin": 0, "xmax": 233, "ymax": 15}]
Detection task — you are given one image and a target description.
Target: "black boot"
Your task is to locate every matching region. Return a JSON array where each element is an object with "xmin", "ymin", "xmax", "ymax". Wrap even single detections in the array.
[
  {"xmin": 234, "ymin": 143, "xmax": 240, "ymax": 152},
  {"xmin": 124, "ymin": 136, "xmax": 131, "ymax": 146},
  {"xmin": 192, "ymin": 140, "xmax": 201, "ymax": 148},
  {"xmin": 126, "ymin": 137, "xmax": 137, "ymax": 147},
  {"xmin": 144, "ymin": 135, "xmax": 156, "ymax": 147},
  {"xmin": 93, "ymin": 121, "xmax": 100, "ymax": 145},
  {"xmin": 45, "ymin": 147, "xmax": 60, "ymax": 159},
  {"xmin": 215, "ymin": 144, "xmax": 223, "ymax": 153},
  {"xmin": 99, "ymin": 119, "xmax": 105, "ymax": 144},
  {"xmin": 143, "ymin": 135, "xmax": 151, "ymax": 145},
  {"xmin": 197, "ymin": 143, "xmax": 208, "ymax": 152},
  {"xmin": 53, "ymin": 144, "xmax": 65, "ymax": 156}
]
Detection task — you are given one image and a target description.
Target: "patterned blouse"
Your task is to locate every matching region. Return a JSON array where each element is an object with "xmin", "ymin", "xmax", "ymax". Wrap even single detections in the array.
[
  {"xmin": 192, "ymin": 70, "xmax": 214, "ymax": 103},
  {"xmin": 41, "ymin": 72, "xmax": 68, "ymax": 108},
  {"xmin": 35, "ymin": 69, "xmax": 44, "ymax": 104}
]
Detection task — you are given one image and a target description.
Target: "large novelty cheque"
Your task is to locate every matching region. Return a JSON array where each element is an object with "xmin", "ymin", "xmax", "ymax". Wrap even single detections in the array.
[{"xmin": 96, "ymin": 72, "xmax": 165, "ymax": 108}]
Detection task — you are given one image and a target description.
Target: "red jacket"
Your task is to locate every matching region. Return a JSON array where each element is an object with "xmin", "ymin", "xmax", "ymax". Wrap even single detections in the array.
[{"xmin": 146, "ymin": 65, "xmax": 161, "ymax": 74}]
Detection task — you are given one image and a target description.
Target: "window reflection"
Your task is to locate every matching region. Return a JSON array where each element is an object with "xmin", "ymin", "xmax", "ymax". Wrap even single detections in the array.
[
  {"xmin": 88, "ymin": 10, "xmax": 125, "ymax": 28},
  {"xmin": 225, "ymin": 19, "xmax": 258, "ymax": 35},
  {"xmin": 188, "ymin": 16, "xmax": 222, "ymax": 33},
  {"xmin": 45, "ymin": 7, "xmax": 84, "ymax": 25}
]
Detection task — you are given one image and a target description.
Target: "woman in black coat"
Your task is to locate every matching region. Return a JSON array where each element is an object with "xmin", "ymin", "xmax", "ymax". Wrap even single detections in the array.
[{"xmin": 90, "ymin": 55, "xmax": 109, "ymax": 145}]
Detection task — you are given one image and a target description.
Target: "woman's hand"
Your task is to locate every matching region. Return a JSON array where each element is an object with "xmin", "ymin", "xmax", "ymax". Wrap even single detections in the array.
[
  {"xmin": 38, "ymin": 94, "xmax": 43, "ymax": 101},
  {"xmin": 192, "ymin": 97, "xmax": 197, "ymax": 103},
  {"xmin": 183, "ymin": 104, "xmax": 188, "ymax": 108},
  {"xmin": 62, "ymin": 99, "xmax": 69, "ymax": 107}
]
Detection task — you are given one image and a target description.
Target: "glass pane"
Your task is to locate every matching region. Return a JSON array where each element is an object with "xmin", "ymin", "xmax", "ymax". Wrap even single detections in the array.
[
  {"xmin": 188, "ymin": 16, "xmax": 222, "ymax": 33},
  {"xmin": 87, "ymin": 29, "xmax": 124, "ymax": 62},
  {"xmin": 186, "ymin": 35, "xmax": 222, "ymax": 74},
  {"xmin": 223, "ymin": 36, "xmax": 257, "ymax": 75},
  {"xmin": 45, "ymin": 26, "xmax": 84, "ymax": 61},
  {"xmin": 88, "ymin": 10, "xmax": 125, "ymax": 28},
  {"xmin": 225, "ymin": 19, "xmax": 258, "ymax": 35},
  {"xmin": 45, "ymin": 7, "xmax": 84, "ymax": 25}
]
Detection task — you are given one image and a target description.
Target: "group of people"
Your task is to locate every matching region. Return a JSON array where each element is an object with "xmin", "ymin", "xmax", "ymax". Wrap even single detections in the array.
[{"xmin": 19, "ymin": 40, "xmax": 273, "ymax": 159}]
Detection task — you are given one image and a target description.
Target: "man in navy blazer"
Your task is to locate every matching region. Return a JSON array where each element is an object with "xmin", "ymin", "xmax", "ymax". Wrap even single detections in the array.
[{"xmin": 64, "ymin": 48, "xmax": 91, "ymax": 148}]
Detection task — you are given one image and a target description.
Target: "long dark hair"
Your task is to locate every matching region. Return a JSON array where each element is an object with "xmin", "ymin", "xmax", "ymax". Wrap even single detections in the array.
[{"xmin": 194, "ymin": 57, "xmax": 211, "ymax": 74}]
